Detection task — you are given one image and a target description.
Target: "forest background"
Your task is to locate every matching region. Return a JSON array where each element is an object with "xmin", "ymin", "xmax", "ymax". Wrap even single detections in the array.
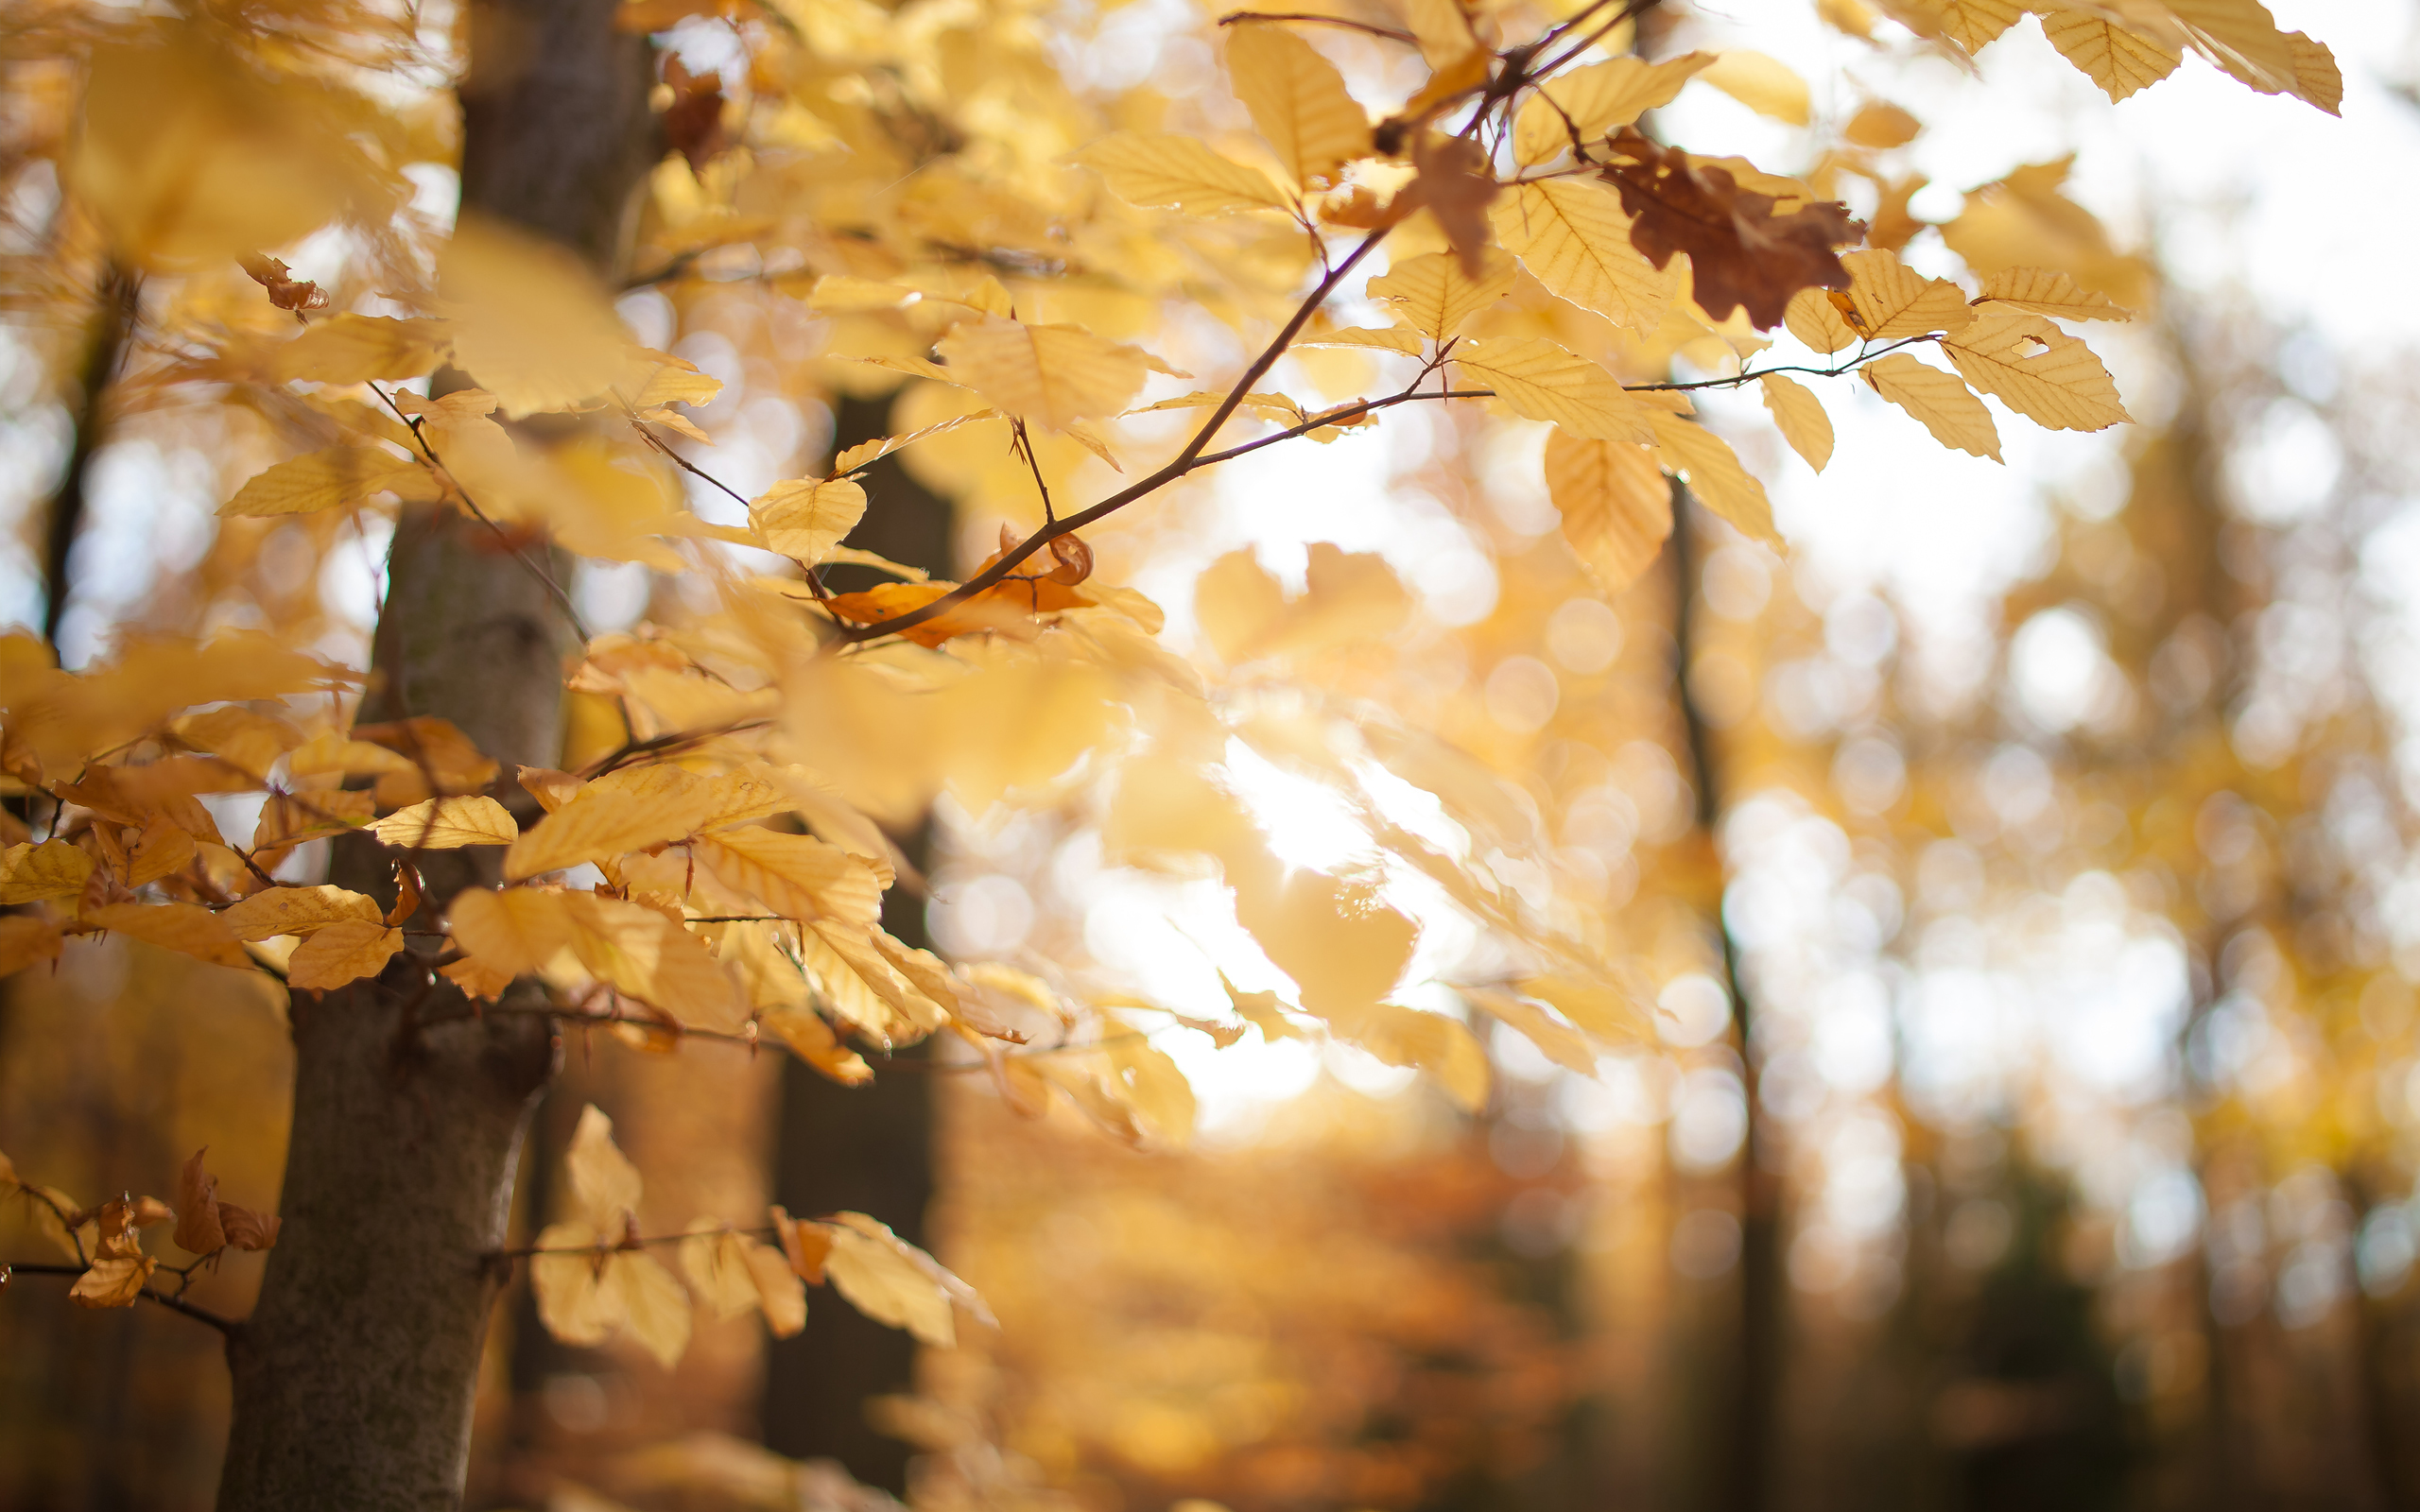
[{"xmin": 2, "ymin": 0, "xmax": 2416, "ymax": 1509}]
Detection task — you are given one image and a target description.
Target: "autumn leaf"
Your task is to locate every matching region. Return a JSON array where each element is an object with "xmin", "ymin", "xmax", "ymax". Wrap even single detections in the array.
[
  {"xmin": 750, "ymin": 476, "xmax": 867, "ymax": 567},
  {"xmin": 2036, "ymin": 9, "xmax": 2182, "ymax": 101},
  {"xmin": 1073, "ymin": 133, "xmax": 1291, "ymax": 215},
  {"xmin": 691, "ymin": 826, "xmax": 884, "ymax": 927},
  {"xmin": 285, "ymin": 919, "xmax": 404, "ymax": 989},
  {"xmin": 1941, "ymin": 306, "xmax": 2131, "ymax": 431},
  {"xmin": 1977, "ymin": 266, "xmax": 2136, "ymax": 320},
  {"xmin": 1648, "ymin": 413, "xmax": 1778, "ymax": 546},
  {"xmin": 1544, "ymin": 429, "xmax": 1671, "ymax": 590},
  {"xmin": 1453, "ymin": 337, "xmax": 1656, "ymax": 444},
  {"xmin": 1408, "ymin": 133, "xmax": 1499, "ymax": 278},
  {"xmin": 1489, "ymin": 180, "xmax": 1677, "ymax": 336},
  {"xmin": 1864, "ymin": 352, "xmax": 2002, "ymax": 460},
  {"xmin": 1366, "ymin": 249, "xmax": 1514, "ymax": 341},
  {"xmin": 368, "ymin": 796, "xmax": 520, "ymax": 850},
  {"xmin": 221, "ymin": 444, "xmax": 423, "ymax": 519},
  {"xmin": 935, "ymin": 318, "xmax": 1179, "ymax": 433},
  {"xmin": 217, "ymin": 884, "xmax": 384, "ymax": 940},
  {"xmin": 1759, "ymin": 373, "xmax": 1834, "ymax": 472},
  {"xmin": 82, "ymin": 902, "xmax": 250, "ymax": 969},
  {"xmin": 1224, "ymin": 23, "xmax": 1370, "ymax": 190},
  {"xmin": 822, "ymin": 1211, "xmax": 988, "ymax": 1347},
  {"xmin": 1840, "ymin": 249, "xmax": 1975, "ymax": 339},
  {"xmin": 0, "ymin": 839, "xmax": 93, "ymax": 904},
  {"xmin": 173, "ymin": 1147, "xmax": 226, "ymax": 1256},
  {"xmin": 0, "ymin": 915, "xmax": 64, "ymax": 977},
  {"xmin": 1698, "ymin": 50, "xmax": 1810, "ymax": 126},
  {"xmin": 1599, "ymin": 129, "xmax": 1862, "ymax": 330},
  {"xmin": 1463, "ymin": 985, "xmax": 1597, "ymax": 1074},
  {"xmin": 272, "ymin": 315, "xmax": 451, "ymax": 385},
  {"xmin": 1512, "ymin": 53, "xmax": 1714, "ymax": 165}
]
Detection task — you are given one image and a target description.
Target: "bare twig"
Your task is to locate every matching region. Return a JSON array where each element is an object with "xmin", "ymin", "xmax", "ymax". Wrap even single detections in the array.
[{"xmin": 0, "ymin": 1263, "xmax": 240, "ymax": 1334}]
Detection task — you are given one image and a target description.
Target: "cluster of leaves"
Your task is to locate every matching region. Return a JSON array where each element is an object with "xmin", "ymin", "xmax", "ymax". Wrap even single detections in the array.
[
  {"xmin": 0, "ymin": 0, "xmax": 2343, "ymax": 1366},
  {"xmin": 0, "ymin": 1145, "xmax": 274, "ymax": 1313},
  {"xmin": 527, "ymin": 1107, "xmax": 987, "ymax": 1367}
]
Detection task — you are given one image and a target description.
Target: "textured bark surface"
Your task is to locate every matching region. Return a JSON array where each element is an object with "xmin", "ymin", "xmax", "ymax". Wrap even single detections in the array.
[
  {"xmin": 761, "ymin": 394, "xmax": 957, "ymax": 1490},
  {"xmin": 216, "ymin": 3, "xmax": 653, "ymax": 1507}
]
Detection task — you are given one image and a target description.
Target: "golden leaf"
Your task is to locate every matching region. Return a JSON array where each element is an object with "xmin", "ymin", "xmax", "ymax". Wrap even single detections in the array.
[
  {"xmin": 1224, "ymin": 24, "xmax": 1371, "ymax": 190},
  {"xmin": 441, "ymin": 217, "xmax": 648, "ymax": 418},
  {"xmin": 0, "ymin": 915, "xmax": 65, "ymax": 977},
  {"xmin": 750, "ymin": 476, "xmax": 867, "ymax": 567},
  {"xmin": 272, "ymin": 316, "xmax": 451, "ymax": 385},
  {"xmin": 1545, "ymin": 429, "xmax": 1671, "ymax": 589},
  {"xmin": 369, "ymin": 796, "xmax": 521, "ymax": 850},
  {"xmin": 681, "ymin": 1224, "xmax": 764, "ymax": 1319},
  {"xmin": 1463, "ymin": 985, "xmax": 1598, "ymax": 1074},
  {"xmin": 1366, "ymin": 249, "xmax": 1514, "ymax": 340},
  {"xmin": 627, "ymin": 351, "xmax": 723, "ymax": 409},
  {"xmin": 1785, "ymin": 287, "xmax": 1860, "ymax": 355},
  {"xmin": 760, "ymin": 1005, "xmax": 876, "ymax": 1086},
  {"xmin": 252, "ymin": 791, "xmax": 374, "ymax": 853},
  {"xmin": 285, "ymin": 920, "xmax": 404, "ymax": 990},
  {"xmin": 618, "ymin": 1250, "xmax": 694, "ymax": 1368},
  {"xmin": 1758, "ymin": 372, "xmax": 1835, "ymax": 472},
  {"xmin": 1512, "ymin": 53, "xmax": 1714, "ymax": 165},
  {"xmin": 566, "ymin": 1105, "xmax": 644, "ymax": 1228},
  {"xmin": 1323, "ymin": 1001, "xmax": 1492, "ymax": 1110},
  {"xmin": 220, "ymin": 445, "xmax": 422, "ymax": 519},
  {"xmin": 126, "ymin": 813, "xmax": 198, "ymax": 887},
  {"xmin": 1845, "ymin": 101, "xmax": 1921, "ymax": 149},
  {"xmin": 1223, "ymin": 973, "xmax": 1306, "ymax": 1041},
  {"xmin": 83, "ymin": 902, "xmax": 250, "ymax": 969},
  {"xmin": 1648, "ymin": 413, "xmax": 1779, "ymax": 545},
  {"xmin": 0, "ymin": 839, "xmax": 93, "ymax": 904},
  {"xmin": 2037, "ymin": 9, "xmax": 2183, "ymax": 101},
  {"xmin": 832, "ymin": 409, "xmax": 1000, "ymax": 474},
  {"xmin": 70, "ymin": 1254, "xmax": 155, "ymax": 1309},
  {"xmin": 1841, "ymin": 249, "xmax": 1976, "ymax": 339},
  {"xmin": 746, "ymin": 1238, "xmax": 807, "ymax": 1337},
  {"xmin": 1977, "ymin": 266, "xmax": 2136, "ymax": 320},
  {"xmin": 1941, "ymin": 307, "xmax": 2132, "ymax": 432},
  {"xmin": 1298, "ymin": 327, "xmax": 1426, "ymax": 354},
  {"xmin": 1073, "ymin": 132, "xmax": 1292, "ymax": 215},
  {"xmin": 1864, "ymin": 352, "xmax": 2002, "ymax": 460},
  {"xmin": 823, "ymin": 1212, "xmax": 980, "ymax": 1347},
  {"xmin": 934, "ymin": 318, "xmax": 1177, "ymax": 432},
  {"xmin": 1698, "ymin": 50, "xmax": 1810, "ymax": 126},
  {"xmin": 1488, "ymin": 180, "xmax": 1677, "ymax": 335},
  {"xmin": 218, "ymin": 885, "xmax": 384, "ymax": 941},
  {"xmin": 173, "ymin": 1149, "xmax": 225, "ymax": 1257},
  {"xmin": 693, "ymin": 827, "xmax": 883, "ymax": 927},
  {"xmin": 531, "ymin": 1221, "xmax": 623, "ymax": 1345},
  {"xmin": 1453, "ymin": 336, "xmax": 1656, "ymax": 444}
]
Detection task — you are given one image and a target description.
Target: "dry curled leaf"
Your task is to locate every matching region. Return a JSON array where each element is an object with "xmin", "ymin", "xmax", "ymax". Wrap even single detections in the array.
[{"xmin": 1599, "ymin": 128, "xmax": 1863, "ymax": 330}]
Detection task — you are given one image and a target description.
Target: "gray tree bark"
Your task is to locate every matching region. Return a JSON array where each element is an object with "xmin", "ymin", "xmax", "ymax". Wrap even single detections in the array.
[{"xmin": 214, "ymin": 4, "xmax": 654, "ymax": 1507}]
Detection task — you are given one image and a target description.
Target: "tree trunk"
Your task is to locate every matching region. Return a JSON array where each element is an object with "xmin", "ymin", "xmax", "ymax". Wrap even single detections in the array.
[
  {"xmin": 760, "ymin": 392, "xmax": 957, "ymax": 1491},
  {"xmin": 214, "ymin": 5, "xmax": 654, "ymax": 1508},
  {"xmin": 41, "ymin": 259, "xmax": 138, "ymax": 653}
]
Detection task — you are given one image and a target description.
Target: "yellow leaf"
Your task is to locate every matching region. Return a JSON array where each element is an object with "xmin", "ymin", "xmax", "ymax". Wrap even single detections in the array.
[
  {"xmin": 1512, "ymin": 53, "xmax": 1714, "ymax": 165},
  {"xmin": 220, "ymin": 445, "xmax": 421, "ymax": 519},
  {"xmin": 627, "ymin": 351, "xmax": 723, "ymax": 409},
  {"xmin": 504, "ymin": 790, "xmax": 697, "ymax": 880},
  {"xmin": 1941, "ymin": 307, "xmax": 2132, "ymax": 432},
  {"xmin": 832, "ymin": 409, "xmax": 1002, "ymax": 473},
  {"xmin": 252, "ymin": 791, "xmax": 374, "ymax": 854},
  {"xmin": 745, "ymin": 1238, "xmax": 807, "ymax": 1337},
  {"xmin": 288, "ymin": 731, "xmax": 418, "ymax": 780},
  {"xmin": 124, "ymin": 813, "xmax": 195, "ymax": 887},
  {"xmin": 804, "ymin": 919, "xmax": 948, "ymax": 1044},
  {"xmin": 369, "ymin": 796, "xmax": 520, "ymax": 850},
  {"xmin": 1844, "ymin": 101, "xmax": 1921, "ymax": 148},
  {"xmin": 1648, "ymin": 413, "xmax": 1778, "ymax": 545},
  {"xmin": 285, "ymin": 920, "xmax": 404, "ymax": 990},
  {"xmin": 0, "ymin": 839, "xmax": 93, "ymax": 903},
  {"xmin": 615, "ymin": 1250, "xmax": 693, "ymax": 1367},
  {"xmin": 1463, "ymin": 986, "xmax": 1598, "ymax": 1074},
  {"xmin": 1222, "ymin": 973, "xmax": 1306, "ymax": 1041},
  {"xmin": 441, "ymin": 217, "xmax": 648, "ymax": 419},
  {"xmin": 1977, "ymin": 266, "xmax": 2135, "ymax": 320},
  {"xmin": 0, "ymin": 915, "xmax": 64, "ymax": 977},
  {"xmin": 1404, "ymin": 0, "xmax": 1482, "ymax": 69},
  {"xmin": 1454, "ymin": 336, "xmax": 1656, "ymax": 444},
  {"xmin": 760, "ymin": 1005, "xmax": 876, "ymax": 1085},
  {"xmin": 1366, "ymin": 249, "xmax": 1514, "ymax": 340},
  {"xmin": 1698, "ymin": 50, "xmax": 1810, "ymax": 126},
  {"xmin": 1105, "ymin": 1038, "xmax": 1196, "ymax": 1146},
  {"xmin": 70, "ymin": 1254, "xmax": 156, "ymax": 1309},
  {"xmin": 692, "ymin": 826, "xmax": 883, "ymax": 927},
  {"xmin": 566, "ymin": 1104, "xmax": 644, "ymax": 1228},
  {"xmin": 445, "ymin": 885, "xmax": 572, "ymax": 977},
  {"xmin": 569, "ymin": 897, "xmax": 749, "ymax": 1031},
  {"xmin": 1864, "ymin": 352, "xmax": 2002, "ymax": 460},
  {"xmin": 681, "ymin": 1224, "xmax": 763, "ymax": 1320},
  {"xmin": 2037, "ymin": 9, "xmax": 2182, "ymax": 100},
  {"xmin": 823, "ymin": 1212, "xmax": 976, "ymax": 1347},
  {"xmin": 1299, "ymin": 327, "xmax": 1426, "ymax": 354},
  {"xmin": 1323, "ymin": 1001, "xmax": 1492, "ymax": 1110},
  {"xmin": 1880, "ymin": 0, "xmax": 2025, "ymax": 53},
  {"xmin": 2166, "ymin": 0, "xmax": 2303, "ymax": 99},
  {"xmin": 218, "ymin": 885, "xmax": 383, "ymax": 941},
  {"xmin": 749, "ymin": 477, "xmax": 867, "ymax": 567},
  {"xmin": 1224, "ymin": 24, "xmax": 1371, "ymax": 190},
  {"xmin": 1758, "ymin": 373, "xmax": 1834, "ymax": 472},
  {"xmin": 83, "ymin": 902, "xmax": 250, "ymax": 970},
  {"xmin": 935, "ymin": 318, "xmax": 1176, "ymax": 432},
  {"xmin": 531, "ymin": 1221, "xmax": 623, "ymax": 1345},
  {"xmin": 1544, "ymin": 429, "xmax": 1671, "ymax": 589},
  {"xmin": 1841, "ymin": 249, "xmax": 1975, "ymax": 339},
  {"xmin": 1784, "ymin": 287, "xmax": 1859, "ymax": 355},
  {"xmin": 272, "ymin": 316, "xmax": 451, "ymax": 385},
  {"xmin": 1488, "ymin": 180, "xmax": 1677, "ymax": 335},
  {"xmin": 169, "ymin": 706, "xmax": 304, "ymax": 781},
  {"xmin": 1073, "ymin": 132, "xmax": 1292, "ymax": 215}
]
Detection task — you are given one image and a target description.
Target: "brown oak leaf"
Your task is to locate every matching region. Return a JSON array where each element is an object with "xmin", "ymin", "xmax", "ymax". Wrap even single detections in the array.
[
  {"xmin": 1598, "ymin": 128, "xmax": 1862, "ymax": 329},
  {"xmin": 240, "ymin": 254, "xmax": 330, "ymax": 320}
]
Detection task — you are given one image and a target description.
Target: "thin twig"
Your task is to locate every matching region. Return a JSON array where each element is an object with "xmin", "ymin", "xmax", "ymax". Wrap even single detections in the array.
[{"xmin": 0, "ymin": 1263, "xmax": 240, "ymax": 1334}]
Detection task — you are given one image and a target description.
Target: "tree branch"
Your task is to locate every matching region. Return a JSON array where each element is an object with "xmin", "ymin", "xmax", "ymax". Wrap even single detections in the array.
[{"xmin": 1, "ymin": 1262, "xmax": 241, "ymax": 1334}]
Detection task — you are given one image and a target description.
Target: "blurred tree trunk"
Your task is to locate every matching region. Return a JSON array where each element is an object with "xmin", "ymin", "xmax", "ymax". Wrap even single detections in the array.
[
  {"xmin": 759, "ymin": 390, "xmax": 957, "ymax": 1492},
  {"xmin": 1668, "ymin": 484, "xmax": 1784, "ymax": 1512},
  {"xmin": 213, "ymin": 5, "xmax": 655, "ymax": 1509},
  {"xmin": 40, "ymin": 259, "xmax": 137, "ymax": 652}
]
